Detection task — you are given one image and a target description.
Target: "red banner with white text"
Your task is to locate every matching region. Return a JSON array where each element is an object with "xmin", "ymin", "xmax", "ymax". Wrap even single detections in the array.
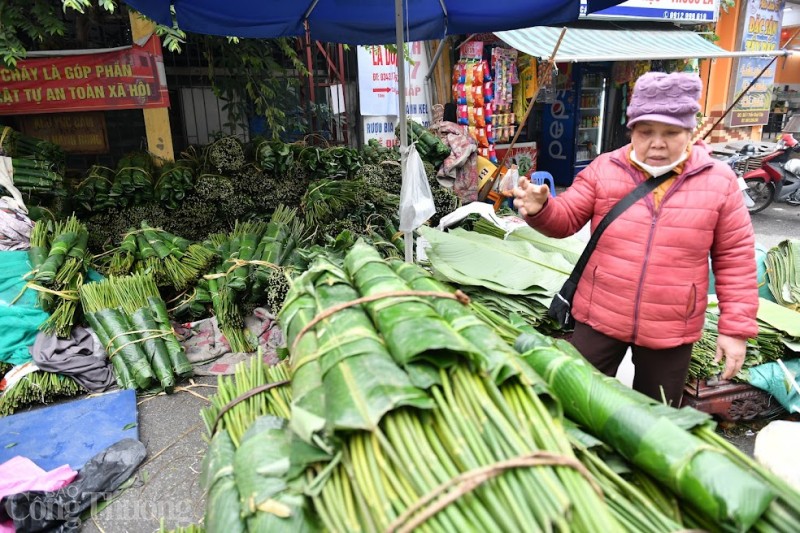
[{"xmin": 0, "ymin": 36, "xmax": 169, "ymax": 116}]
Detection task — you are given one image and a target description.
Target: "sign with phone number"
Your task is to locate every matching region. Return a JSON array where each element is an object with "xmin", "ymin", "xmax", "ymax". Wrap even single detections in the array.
[{"xmin": 579, "ymin": 0, "xmax": 718, "ymax": 23}]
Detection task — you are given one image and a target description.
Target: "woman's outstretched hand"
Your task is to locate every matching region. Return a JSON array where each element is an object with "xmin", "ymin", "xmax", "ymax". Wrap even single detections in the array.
[{"xmin": 513, "ymin": 176, "xmax": 550, "ymax": 218}]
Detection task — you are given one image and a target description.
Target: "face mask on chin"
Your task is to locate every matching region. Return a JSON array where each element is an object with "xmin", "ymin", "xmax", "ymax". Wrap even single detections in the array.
[{"xmin": 630, "ymin": 150, "xmax": 688, "ymax": 178}]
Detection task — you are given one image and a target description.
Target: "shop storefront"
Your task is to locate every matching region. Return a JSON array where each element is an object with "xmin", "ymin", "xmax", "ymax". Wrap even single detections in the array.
[
  {"xmin": 436, "ymin": 0, "xmax": 795, "ymax": 186},
  {"xmin": 494, "ymin": 22, "xmax": 734, "ymax": 184}
]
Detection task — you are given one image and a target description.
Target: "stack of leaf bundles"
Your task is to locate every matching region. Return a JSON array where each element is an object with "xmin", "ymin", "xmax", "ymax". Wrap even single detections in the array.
[
  {"xmin": 28, "ymin": 215, "xmax": 89, "ymax": 337},
  {"xmin": 109, "ymin": 152, "xmax": 155, "ymax": 208},
  {"xmin": 103, "ymin": 222, "xmax": 216, "ymax": 291},
  {"xmin": 204, "ymin": 222, "xmax": 268, "ymax": 354},
  {"xmin": 271, "ymin": 242, "xmax": 620, "ymax": 532},
  {"xmin": 74, "ymin": 165, "xmax": 116, "ymax": 213},
  {"xmin": 155, "ymin": 161, "xmax": 196, "ymax": 210},
  {"xmin": 0, "ymin": 366, "xmax": 84, "ymax": 417},
  {"xmin": 80, "ymin": 273, "xmax": 192, "ymax": 392},
  {"xmin": 766, "ymin": 239, "xmax": 800, "ymax": 310}
]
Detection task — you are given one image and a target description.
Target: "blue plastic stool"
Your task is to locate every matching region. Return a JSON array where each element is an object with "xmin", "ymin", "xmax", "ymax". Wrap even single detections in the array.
[{"xmin": 530, "ymin": 171, "xmax": 556, "ymax": 197}]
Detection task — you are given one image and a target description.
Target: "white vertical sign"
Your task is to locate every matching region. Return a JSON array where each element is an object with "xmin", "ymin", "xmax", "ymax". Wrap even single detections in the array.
[{"xmin": 358, "ymin": 42, "xmax": 432, "ymax": 147}]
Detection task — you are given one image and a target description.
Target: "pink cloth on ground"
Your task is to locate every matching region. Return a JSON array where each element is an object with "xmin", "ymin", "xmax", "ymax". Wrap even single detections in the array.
[{"xmin": 0, "ymin": 456, "xmax": 77, "ymax": 532}]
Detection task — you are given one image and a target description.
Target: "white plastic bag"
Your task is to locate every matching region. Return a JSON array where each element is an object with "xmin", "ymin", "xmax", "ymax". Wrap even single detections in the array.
[
  {"xmin": 498, "ymin": 165, "xmax": 519, "ymax": 194},
  {"xmin": 754, "ymin": 420, "xmax": 800, "ymax": 491},
  {"xmin": 398, "ymin": 144, "xmax": 436, "ymax": 233},
  {"xmin": 1, "ymin": 156, "xmax": 27, "ymax": 214}
]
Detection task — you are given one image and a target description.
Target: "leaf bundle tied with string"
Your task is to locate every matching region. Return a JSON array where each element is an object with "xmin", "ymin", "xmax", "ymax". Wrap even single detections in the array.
[
  {"xmin": 80, "ymin": 273, "xmax": 192, "ymax": 391},
  {"xmin": 28, "ymin": 215, "xmax": 89, "ymax": 337}
]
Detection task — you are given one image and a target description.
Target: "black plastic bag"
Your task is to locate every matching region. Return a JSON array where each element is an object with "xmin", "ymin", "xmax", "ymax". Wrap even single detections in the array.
[
  {"xmin": 2, "ymin": 438, "xmax": 146, "ymax": 532},
  {"xmin": 547, "ymin": 278, "xmax": 577, "ymax": 330}
]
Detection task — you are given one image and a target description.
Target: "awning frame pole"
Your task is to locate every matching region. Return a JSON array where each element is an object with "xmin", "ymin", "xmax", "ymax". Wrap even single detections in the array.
[
  {"xmin": 395, "ymin": 0, "xmax": 413, "ymax": 262},
  {"xmin": 478, "ymin": 27, "xmax": 568, "ymax": 201}
]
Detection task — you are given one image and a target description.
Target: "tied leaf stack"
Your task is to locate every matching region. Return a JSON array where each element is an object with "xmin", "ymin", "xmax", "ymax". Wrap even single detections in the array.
[
  {"xmin": 203, "ymin": 211, "xmax": 312, "ymax": 352},
  {"xmin": 273, "ymin": 241, "xmax": 618, "ymax": 532},
  {"xmin": 0, "ymin": 127, "xmax": 65, "ymax": 169},
  {"xmin": 10, "ymin": 156, "xmax": 65, "ymax": 199},
  {"xmin": 74, "ymin": 165, "xmax": 116, "ymax": 213},
  {"xmin": 29, "ymin": 215, "xmax": 89, "ymax": 337},
  {"xmin": 0, "ymin": 367, "xmax": 84, "ymax": 417},
  {"xmin": 100, "ymin": 222, "xmax": 216, "ymax": 291},
  {"xmin": 110, "ymin": 152, "xmax": 156, "ymax": 208},
  {"xmin": 249, "ymin": 205, "xmax": 309, "ymax": 306},
  {"xmin": 193, "ymin": 241, "xmax": 800, "ymax": 533},
  {"xmin": 76, "ymin": 151, "xmax": 198, "ymax": 216},
  {"xmin": 765, "ymin": 239, "xmax": 800, "ymax": 310},
  {"xmin": 515, "ymin": 331, "xmax": 800, "ymax": 532},
  {"xmin": 2, "ymin": 127, "xmax": 66, "ymax": 209},
  {"xmin": 688, "ymin": 312, "xmax": 784, "ymax": 382},
  {"xmin": 396, "ymin": 118, "xmax": 451, "ymax": 167},
  {"xmin": 155, "ymin": 161, "xmax": 196, "ymax": 210},
  {"xmin": 80, "ymin": 273, "xmax": 192, "ymax": 392}
]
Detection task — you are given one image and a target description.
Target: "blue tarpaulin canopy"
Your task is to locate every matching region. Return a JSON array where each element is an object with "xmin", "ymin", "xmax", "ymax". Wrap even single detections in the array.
[{"xmin": 125, "ymin": 0, "xmax": 625, "ymax": 44}]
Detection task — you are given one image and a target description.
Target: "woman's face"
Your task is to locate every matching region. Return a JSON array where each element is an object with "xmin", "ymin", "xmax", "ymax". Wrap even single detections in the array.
[{"xmin": 631, "ymin": 121, "xmax": 691, "ymax": 166}]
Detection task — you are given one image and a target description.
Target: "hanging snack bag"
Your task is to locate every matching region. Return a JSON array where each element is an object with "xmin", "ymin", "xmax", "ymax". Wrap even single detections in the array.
[
  {"xmin": 471, "ymin": 86, "xmax": 485, "ymax": 108},
  {"xmin": 467, "ymin": 107, "xmax": 474, "ymax": 126},
  {"xmin": 465, "ymin": 63, "xmax": 476, "ymax": 86},
  {"xmin": 458, "ymin": 84, "xmax": 468, "ymax": 105},
  {"xmin": 484, "ymin": 102, "xmax": 494, "ymax": 124},
  {"xmin": 475, "ymin": 107, "xmax": 486, "ymax": 128},
  {"xmin": 476, "ymin": 128, "xmax": 489, "ymax": 148},
  {"xmin": 483, "ymin": 81, "xmax": 494, "ymax": 102},
  {"xmin": 457, "ymin": 105, "xmax": 469, "ymax": 125}
]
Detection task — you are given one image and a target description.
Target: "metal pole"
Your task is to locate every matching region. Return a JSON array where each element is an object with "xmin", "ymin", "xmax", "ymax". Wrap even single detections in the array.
[{"xmin": 395, "ymin": 0, "xmax": 412, "ymax": 262}]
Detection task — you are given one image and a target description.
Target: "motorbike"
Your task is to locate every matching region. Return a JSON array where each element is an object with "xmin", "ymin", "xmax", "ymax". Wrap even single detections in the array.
[
  {"xmin": 742, "ymin": 134, "xmax": 800, "ymax": 214},
  {"xmin": 717, "ymin": 145, "xmax": 757, "ymax": 210}
]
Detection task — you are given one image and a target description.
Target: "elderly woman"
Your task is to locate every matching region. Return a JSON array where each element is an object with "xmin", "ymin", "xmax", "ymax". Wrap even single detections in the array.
[{"xmin": 513, "ymin": 71, "xmax": 758, "ymax": 406}]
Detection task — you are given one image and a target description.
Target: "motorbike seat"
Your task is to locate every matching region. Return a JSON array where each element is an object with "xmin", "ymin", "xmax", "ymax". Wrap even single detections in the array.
[{"xmin": 785, "ymin": 159, "xmax": 800, "ymax": 176}]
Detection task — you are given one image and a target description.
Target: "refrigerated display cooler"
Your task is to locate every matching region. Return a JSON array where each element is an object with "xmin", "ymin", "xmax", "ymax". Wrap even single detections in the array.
[
  {"xmin": 575, "ymin": 67, "xmax": 607, "ymax": 175},
  {"xmin": 538, "ymin": 63, "xmax": 610, "ymax": 186}
]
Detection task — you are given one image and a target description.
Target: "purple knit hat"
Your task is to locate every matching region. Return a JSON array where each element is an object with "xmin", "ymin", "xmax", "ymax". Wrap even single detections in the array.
[{"xmin": 626, "ymin": 72, "xmax": 702, "ymax": 130}]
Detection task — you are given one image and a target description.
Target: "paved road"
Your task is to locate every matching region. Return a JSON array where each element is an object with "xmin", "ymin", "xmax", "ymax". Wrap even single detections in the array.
[{"xmin": 750, "ymin": 201, "xmax": 800, "ymax": 250}]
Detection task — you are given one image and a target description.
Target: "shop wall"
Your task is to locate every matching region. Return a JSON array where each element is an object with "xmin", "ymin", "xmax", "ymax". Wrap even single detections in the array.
[
  {"xmin": 775, "ymin": 26, "xmax": 800, "ymax": 84},
  {"xmin": 700, "ymin": 4, "xmax": 740, "ymax": 115},
  {"xmin": 775, "ymin": 56, "xmax": 800, "ymax": 84}
]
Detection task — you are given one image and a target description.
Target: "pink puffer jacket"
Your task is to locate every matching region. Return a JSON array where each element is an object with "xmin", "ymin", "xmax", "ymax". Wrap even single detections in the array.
[{"xmin": 526, "ymin": 143, "xmax": 758, "ymax": 349}]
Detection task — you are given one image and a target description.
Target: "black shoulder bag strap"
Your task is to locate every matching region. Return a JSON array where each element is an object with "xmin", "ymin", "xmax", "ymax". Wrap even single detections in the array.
[{"xmin": 548, "ymin": 171, "xmax": 676, "ymax": 328}]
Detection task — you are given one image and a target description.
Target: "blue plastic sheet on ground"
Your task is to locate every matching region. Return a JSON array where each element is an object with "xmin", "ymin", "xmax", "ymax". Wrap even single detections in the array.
[
  {"xmin": 0, "ymin": 251, "xmax": 48, "ymax": 365},
  {"xmin": 0, "ymin": 389, "xmax": 138, "ymax": 471}
]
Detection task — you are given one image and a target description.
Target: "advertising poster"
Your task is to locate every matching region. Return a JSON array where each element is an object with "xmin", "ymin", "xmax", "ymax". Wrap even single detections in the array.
[
  {"xmin": 729, "ymin": 0, "xmax": 785, "ymax": 127},
  {"xmin": 580, "ymin": 0, "xmax": 719, "ymax": 23},
  {"xmin": 0, "ymin": 36, "xmax": 169, "ymax": 116},
  {"xmin": 358, "ymin": 42, "xmax": 432, "ymax": 147}
]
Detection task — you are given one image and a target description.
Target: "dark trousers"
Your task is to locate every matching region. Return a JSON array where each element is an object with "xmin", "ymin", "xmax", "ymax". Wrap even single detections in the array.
[{"xmin": 570, "ymin": 321, "xmax": 693, "ymax": 407}]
